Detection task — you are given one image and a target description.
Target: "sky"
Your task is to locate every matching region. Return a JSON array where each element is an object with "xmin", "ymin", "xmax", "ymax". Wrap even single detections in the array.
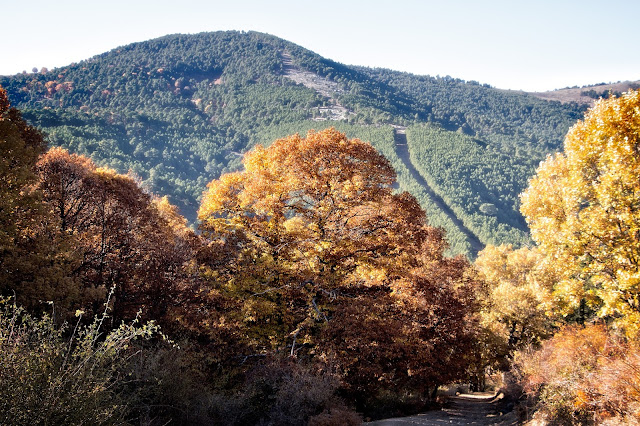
[{"xmin": 3, "ymin": 0, "xmax": 639, "ymax": 92}]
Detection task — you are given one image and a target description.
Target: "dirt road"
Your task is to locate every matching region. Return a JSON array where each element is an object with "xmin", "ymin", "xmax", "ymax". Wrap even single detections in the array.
[{"xmin": 367, "ymin": 393, "xmax": 519, "ymax": 425}]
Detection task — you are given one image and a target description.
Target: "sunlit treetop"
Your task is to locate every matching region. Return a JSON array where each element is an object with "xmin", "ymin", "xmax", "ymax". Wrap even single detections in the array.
[
  {"xmin": 198, "ymin": 128, "xmax": 436, "ymax": 290},
  {"xmin": 521, "ymin": 90, "xmax": 640, "ymax": 336}
]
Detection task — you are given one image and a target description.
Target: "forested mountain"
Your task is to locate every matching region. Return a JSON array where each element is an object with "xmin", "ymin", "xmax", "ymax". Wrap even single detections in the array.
[{"xmin": 0, "ymin": 31, "xmax": 593, "ymax": 256}]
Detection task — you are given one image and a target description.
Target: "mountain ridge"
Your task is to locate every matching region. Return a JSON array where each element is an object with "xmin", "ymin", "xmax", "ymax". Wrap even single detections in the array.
[
  {"xmin": 0, "ymin": 30, "xmax": 615, "ymax": 256},
  {"xmin": 527, "ymin": 80, "xmax": 640, "ymax": 105}
]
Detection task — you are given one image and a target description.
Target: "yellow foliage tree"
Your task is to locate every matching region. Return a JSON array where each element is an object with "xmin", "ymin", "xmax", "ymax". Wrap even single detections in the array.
[
  {"xmin": 521, "ymin": 90, "xmax": 640, "ymax": 336},
  {"xmin": 475, "ymin": 245, "xmax": 554, "ymax": 363}
]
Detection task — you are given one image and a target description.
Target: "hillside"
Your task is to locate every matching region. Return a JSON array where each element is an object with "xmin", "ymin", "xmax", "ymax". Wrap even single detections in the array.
[
  {"xmin": 0, "ymin": 31, "xmax": 588, "ymax": 257},
  {"xmin": 528, "ymin": 80, "xmax": 640, "ymax": 105}
]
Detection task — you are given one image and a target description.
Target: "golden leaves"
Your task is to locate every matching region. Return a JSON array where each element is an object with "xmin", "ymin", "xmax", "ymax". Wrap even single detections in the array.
[
  {"xmin": 198, "ymin": 128, "xmax": 419, "ymax": 291},
  {"xmin": 520, "ymin": 90, "xmax": 640, "ymax": 335},
  {"xmin": 196, "ymin": 127, "xmax": 474, "ymax": 391},
  {"xmin": 475, "ymin": 244, "xmax": 553, "ymax": 354}
]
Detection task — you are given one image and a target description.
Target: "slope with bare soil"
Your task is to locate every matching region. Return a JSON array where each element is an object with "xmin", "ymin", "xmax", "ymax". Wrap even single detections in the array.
[
  {"xmin": 527, "ymin": 80, "xmax": 640, "ymax": 105},
  {"xmin": 281, "ymin": 51, "xmax": 352, "ymax": 121}
]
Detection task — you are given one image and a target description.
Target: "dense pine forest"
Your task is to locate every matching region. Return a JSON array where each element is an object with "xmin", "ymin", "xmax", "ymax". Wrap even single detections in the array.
[
  {"xmin": 2, "ymin": 31, "xmax": 640, "ymax": 425},
  {"xmin": 0, "ymin": 30, "xmax": 606, "ymax": 257}
]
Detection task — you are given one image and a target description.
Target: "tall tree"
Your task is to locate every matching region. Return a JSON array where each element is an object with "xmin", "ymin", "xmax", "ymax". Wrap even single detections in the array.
[
  {"xmin": 0, "ymin": 87, "xmax": 67, "ymax": 314},
  {"xmin": 521, "ymin": 90, "xmax": 640, "ymax": 336},
  {"xmin": 198, "ymin": 128, "xmax": 475, "ymax": 405},
  {"xmin": 36, "ymin": 148, "xmax": 198, "ymax": 324}
]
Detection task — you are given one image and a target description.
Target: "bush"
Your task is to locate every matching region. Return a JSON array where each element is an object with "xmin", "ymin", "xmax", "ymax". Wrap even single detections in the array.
[
  {"xmin": 231, "ymin": 357, "xmax": 361, "ymax": 426},
  {"xmin": 127, "ymin": 352, "xmax": 362, "ymax": 425},
  {"xmin": 514, "ymin": 324, "xmax": 640, "ymax": 424},
  {"xmin": 0, "ymin": 297, "xmax": 159, "ymax": 425}
]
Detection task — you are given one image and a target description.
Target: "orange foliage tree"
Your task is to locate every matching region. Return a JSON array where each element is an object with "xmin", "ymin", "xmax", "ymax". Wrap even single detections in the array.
[
  {"xmin": 35, "ymin": 147, "xmax": 199, "ymax": 324},
  {"xmin": 198, "ymin": 128, "xmax": 476, "ymax": 406}
]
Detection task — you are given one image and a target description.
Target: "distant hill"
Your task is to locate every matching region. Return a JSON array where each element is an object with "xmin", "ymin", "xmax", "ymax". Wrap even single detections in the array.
[
  {"xmin": 0, "ymin": 31, "xmax": 595, "ymax": 257},
  {"xmin": 528, "ymin": 81, "xmax": 640, "ymax": 105}
]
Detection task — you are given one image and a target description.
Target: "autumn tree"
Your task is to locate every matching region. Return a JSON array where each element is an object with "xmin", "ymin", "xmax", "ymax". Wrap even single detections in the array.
[
  {"xmin": 320, "ymin": 252, "xmax": 476, "ymax": 406},
  {"xmin": 520, "ymin": 89, "xmax": 640, "ymax": 336},
  {"xmin": 0, "ymin": 85, "xmax": 46, "ymax": 250},
  {"xmin": 473, "ymin": 244, "xmax": 555, "ymax": 381},
  {"xmin": 199, "ymin": 129, "xmax": 418, "ymax": 347},
  {"xmin": 475, "ymin": 245, "xmax": 555, "ymax": 351},
  {"xmin": 1, "ymin": 85, "xmax": 207, "ymax": 332},
  {"xmin": 0, "ymin": 86, "xmax": 41, "ymax": 264},
  {"xmin": 198, "ymin": 128, "xmax": 476, "ymax": 409},
  {"xmin": 0, "ymin": 86, "xmax": 67, "ymax": 314},
  {"xmin": 35, "ymin": 147, "xmax": 199, "ymax": 324}
]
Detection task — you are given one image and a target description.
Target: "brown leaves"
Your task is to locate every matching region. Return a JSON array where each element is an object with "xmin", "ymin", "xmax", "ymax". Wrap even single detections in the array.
[
  {"xmin": 31, "ymin": 147, "xmax": 201, "ymax": 324},
  {"xmin": 0, "ymin": 86, "xmax": 55, "ymax": 315}
]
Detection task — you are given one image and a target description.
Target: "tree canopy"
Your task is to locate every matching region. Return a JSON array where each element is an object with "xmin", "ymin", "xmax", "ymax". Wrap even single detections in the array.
[
  {"xmin": 198, "ymin": 128, "xmax": 476, "ymax": 410},
  {"xmin": 521, "ymin": 89, "xmax": 640, "ymax": 336}
]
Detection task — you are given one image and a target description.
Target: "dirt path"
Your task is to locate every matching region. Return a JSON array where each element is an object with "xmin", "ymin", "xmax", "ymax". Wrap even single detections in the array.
[
  {"xmin": 367, "ymin": 393, "xmax": 518, "ymax": 425},
  {"xmin": 393, "ymin": 127, "xmax": 484, "ymax": 254}
]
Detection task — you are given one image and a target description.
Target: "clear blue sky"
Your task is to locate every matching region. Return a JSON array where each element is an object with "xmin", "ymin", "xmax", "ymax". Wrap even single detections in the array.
[{"xmin": 3, "ymin": 0, "xmax": 639, "ymax": 91}]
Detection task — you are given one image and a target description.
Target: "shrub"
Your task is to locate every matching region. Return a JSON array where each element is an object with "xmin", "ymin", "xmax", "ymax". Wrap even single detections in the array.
[
  {"xmin": 231, "ymin": 357, "xmax": 361, "ymax": 426},
  {"xmin": 0, "ymin": 297, "xmax": 159, "ymax": 425},
  {"xmin": 515, "ymin": 324, "xmax": 640, "ymax": 424}
]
